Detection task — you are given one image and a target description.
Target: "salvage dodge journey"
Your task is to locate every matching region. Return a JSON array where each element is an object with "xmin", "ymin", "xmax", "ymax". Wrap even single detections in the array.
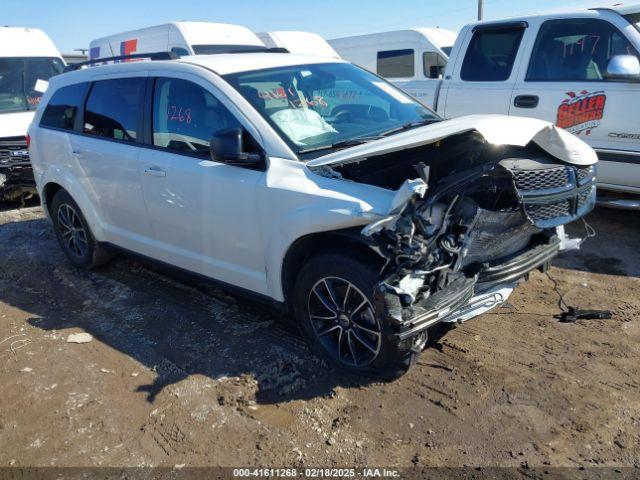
[{"xmin": 28, "ymin": 50, "xmax": 597, "ymax": 377}]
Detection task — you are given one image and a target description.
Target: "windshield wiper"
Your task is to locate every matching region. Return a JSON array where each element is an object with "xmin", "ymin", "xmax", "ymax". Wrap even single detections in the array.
[
  {"xmin": 298, "ymin": 135, "xmax": 383, "ymax": 154},
  {"xmin": 297, "ymin": 119, "xmax": 440, "ymax": 155},
  {"xmin": 377, "ymin": 118, "xmax": 440, "ymax": 138}
]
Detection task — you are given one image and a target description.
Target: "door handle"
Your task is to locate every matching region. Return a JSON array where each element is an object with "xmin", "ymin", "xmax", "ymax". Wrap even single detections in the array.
[
  {"xmin": 514, "ymin": 95, "xmax": 539, "ymax": 109},
  {"xmin": 144, "ymin": 166, "xmax": 166, "ymax": 177},
  {"xmin": 71, "ymin": 149, "xmax": 83, "ymax": 158}
]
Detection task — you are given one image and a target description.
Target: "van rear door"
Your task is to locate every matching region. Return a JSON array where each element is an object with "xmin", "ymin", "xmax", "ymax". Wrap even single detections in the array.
[
  {"xmin": 509, "ymin": 15, "xmax": 640, "ymax": 192},
  {"xmin": 440, "ymin": 22, "xmax": 527, "ymax": 118}
]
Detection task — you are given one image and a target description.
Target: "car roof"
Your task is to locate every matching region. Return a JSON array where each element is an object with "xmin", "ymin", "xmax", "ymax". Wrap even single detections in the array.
[
  {"xmin": 608, "ymin": 2, "xmax": 640, "ymax": 15},
  {"xmin": 462, "ymin": 4, "xmax": 640, "ymax": 29},
  {"xmin": 61, "ymin": 52, "xmax": 347, "ymax": 82}
]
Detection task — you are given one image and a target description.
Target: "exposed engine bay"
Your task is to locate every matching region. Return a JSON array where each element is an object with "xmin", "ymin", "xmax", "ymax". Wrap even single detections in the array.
[{"xmin": 312, "ymin": 130, "xmax": 597, "ymax": 346}]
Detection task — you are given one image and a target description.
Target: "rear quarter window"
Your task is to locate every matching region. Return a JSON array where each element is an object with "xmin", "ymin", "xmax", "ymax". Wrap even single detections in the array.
[{"xmin": 40, "ymin": 83, "xmax": 89, "ymax": 131}]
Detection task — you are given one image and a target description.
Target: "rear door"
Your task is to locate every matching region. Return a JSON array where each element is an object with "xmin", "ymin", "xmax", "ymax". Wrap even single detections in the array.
[
  {"xmin": 441, "ymin": 22, "xmax": 527, "ymax": 118},
  {"xmin": 69, "ymin": 75, "xmax": 155, "ymax": 251},
  {"xmin": 510, "ymin": 16, "xmax": 640, "ymax": 192}
]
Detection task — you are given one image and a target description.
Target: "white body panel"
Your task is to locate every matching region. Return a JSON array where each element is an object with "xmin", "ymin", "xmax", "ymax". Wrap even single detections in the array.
[
  {"xmin": 436, "ymin": 8, "xmax": 640, "ymax": 193},
  {"xmin": 88, "ymin": 22, "xmax": 263, "ymax": 59},
  {"xmin": 0, "ymin": 27, "xmax": 64, "ymax": 141},
  {"xmin": 330, "ymin": 28, "xmax": 456, "ymax": 107},
  {"xmin": 0, "ymin": 27, "xmax": 61, "ymax": 58},
  {"xmin": 257, "ymin": 31, "xmax": 340, "ymax": 58}
]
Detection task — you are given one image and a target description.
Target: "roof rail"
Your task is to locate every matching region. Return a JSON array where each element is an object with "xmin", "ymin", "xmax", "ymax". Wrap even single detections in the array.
[
  {"xmin": 63, "ymin": 51, "xmax": 179, "ymax": 72},
  {"xmin": 188, "ymin": 45, "xmax": 290, "ymax": 54}
]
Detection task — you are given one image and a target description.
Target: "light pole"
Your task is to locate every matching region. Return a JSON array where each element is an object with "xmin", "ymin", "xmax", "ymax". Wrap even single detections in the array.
[{"xmin": 478, "ymin": 0, "xmax": 484, "ymax": 20}]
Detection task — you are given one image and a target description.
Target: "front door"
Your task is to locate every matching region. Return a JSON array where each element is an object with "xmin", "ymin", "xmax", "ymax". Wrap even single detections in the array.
[
  {"xmin": 510, "ymin": 17, "xmax": 640, "ymax": 191},
  {"xmin": 441, "ymin": 23, "xmax": 527, "ymax": 118},
  {"xmin": 137, "ymin": 75, "xmax": 268, "ymax": 294}
]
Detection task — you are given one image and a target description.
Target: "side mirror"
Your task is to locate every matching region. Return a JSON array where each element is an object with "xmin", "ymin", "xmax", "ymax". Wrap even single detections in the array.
[
  {"xmin": 605, "ymin": 55, "xmax": 640, "ymax": 81},
  {"xmin": 210, "ymin": 127, "xmax": 262, "ymax": 166}
]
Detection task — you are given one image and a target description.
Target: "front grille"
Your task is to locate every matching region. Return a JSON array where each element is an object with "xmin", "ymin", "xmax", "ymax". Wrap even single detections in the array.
[
  {"xmin": 0, "ymin": 136, "xmax": 30, "ymax": 166},
  {"xmin": 525, "ymin": 200, "xmax": 572, "ymax": 222},
  {"xmin": 508, "ymin": 161, "xmax": 597, "ymax": 228},
  {"xmin": 512, "ymin": 167, "xmax": 571, "ymax": 192},
  {"xmin": 576, "ymin": 165, "xmax": 595, "ymax": 185}
]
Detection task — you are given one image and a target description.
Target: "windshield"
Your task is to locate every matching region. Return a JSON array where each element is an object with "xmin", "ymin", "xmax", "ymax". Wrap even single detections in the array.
[
  {"xmin": 0, "ymin": 57, "xmax": 64, "ymax": 114},
  {"xmin": 624, "ymin": 13, "xmax": 640, "ymax": 32},
  {"xmin": 224, "ymin": 62, "xmax": 439, "ymax": 157},
  {"xmin": 441, "ymin": 46, "xmax": 453, "ymax": 56}
]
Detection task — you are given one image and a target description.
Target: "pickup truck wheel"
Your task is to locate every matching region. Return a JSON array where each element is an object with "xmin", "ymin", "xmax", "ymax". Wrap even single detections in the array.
[
  {"xmin": 50, "ymin": 190, "xmax": 112, "ymax": 269},
  {"xmin": 293, "ymin": 253, "xmax": 417, "ymax": 379}
]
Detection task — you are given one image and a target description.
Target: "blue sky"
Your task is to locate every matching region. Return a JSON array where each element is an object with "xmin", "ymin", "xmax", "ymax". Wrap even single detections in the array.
[{"xmin": 5, "ymin": 0, "xmax": 610, "ymax": 53}]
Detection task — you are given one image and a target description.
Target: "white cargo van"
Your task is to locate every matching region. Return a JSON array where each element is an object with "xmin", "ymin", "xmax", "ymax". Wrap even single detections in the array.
[
  {"xmin": 88, "ymin": 22, "xmax": 265, "ymax": 61},
  {"xmin": 0, "ymin": 27, "xmax": 64, "ymax": 201},
  {"xmin": 330, "ymin": 28, "xmax": 457, "ymax": 104},
  {"xmin": 256, "ymin": 31, "xmax": 340, "ymax": 58}
]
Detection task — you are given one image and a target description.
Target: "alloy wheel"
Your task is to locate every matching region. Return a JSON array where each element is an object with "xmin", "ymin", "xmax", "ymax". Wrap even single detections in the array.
[
  {"xmin": 307, "ymin": 276, "xmax": 382, "ymax": 367},
  {"xmin": 57, "ymin": 203, "xmax": 88, "ymax": 259}
]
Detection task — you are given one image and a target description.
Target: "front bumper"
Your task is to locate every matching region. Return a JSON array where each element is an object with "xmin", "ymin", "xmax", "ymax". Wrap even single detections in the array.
[
  {"xmin": 0, "ymin": 136, "xmax": 36, "ymax": 200},
  {"xmin": 379, "ymin": 237, "xmax": 561, "ymax": 346}
]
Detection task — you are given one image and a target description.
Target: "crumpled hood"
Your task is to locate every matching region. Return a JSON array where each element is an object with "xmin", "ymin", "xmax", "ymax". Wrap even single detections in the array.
[
  {"xmin": 0, "ymin": 111, "xmax": 34, "ymax": 139},
  {"xmin": 307, "ymin": 114, "xmax": 598, "ymax": 168}
]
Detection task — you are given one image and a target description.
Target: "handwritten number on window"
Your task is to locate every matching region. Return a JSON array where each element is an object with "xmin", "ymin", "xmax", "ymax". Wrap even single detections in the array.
[{"xmin": 167, "ymin": 105, "xmax": 192, "ymax": 124}]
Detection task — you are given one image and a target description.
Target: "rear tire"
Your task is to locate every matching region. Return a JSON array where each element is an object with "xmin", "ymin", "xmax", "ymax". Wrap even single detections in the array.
[
  {"xmin": 50, "ymin": 190, "xmax": 112, "ymax": 269},
  {"xmin": 293, "ymin": 253, "xmax": 417, "ymax": 379}
]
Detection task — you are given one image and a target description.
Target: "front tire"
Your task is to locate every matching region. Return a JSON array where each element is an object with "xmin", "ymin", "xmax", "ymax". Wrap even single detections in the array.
[
  {"xmin": 50, "ymin": 190, "xmax": 112, "ymax": 269},
  {"xmin": 293, "ymin": 253, "xmax": 417, "ymax": 379}
]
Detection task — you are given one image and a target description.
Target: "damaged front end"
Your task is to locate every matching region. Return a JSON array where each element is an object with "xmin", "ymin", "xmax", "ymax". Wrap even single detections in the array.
[{"xmin": 313, "ymin": 127, "xmax": 597, "ymax": 351}]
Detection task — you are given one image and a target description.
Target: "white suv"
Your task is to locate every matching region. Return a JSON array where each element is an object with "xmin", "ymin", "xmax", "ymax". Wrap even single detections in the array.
[{"xmin": 28, "ymin": 51, "xmax": 597, "ymax": 378}]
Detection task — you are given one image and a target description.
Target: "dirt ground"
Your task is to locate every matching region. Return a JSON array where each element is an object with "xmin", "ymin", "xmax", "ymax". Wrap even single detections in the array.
[{"xmin": 0, "ymin": 202, "xmax": 638, "ymax": 470}]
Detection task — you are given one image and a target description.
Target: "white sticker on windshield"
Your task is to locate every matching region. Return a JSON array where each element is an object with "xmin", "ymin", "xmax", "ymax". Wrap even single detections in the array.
[
  {"xmin": 373, "ymin": 81, "xmax": 413, "ymax": 104},
  {"xmin": 34, "ymin": 79, "xmax": 49, "ymax": 93}
]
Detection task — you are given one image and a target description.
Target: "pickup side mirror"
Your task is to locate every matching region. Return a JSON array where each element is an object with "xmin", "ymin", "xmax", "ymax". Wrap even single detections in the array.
[
  {"xmin": 210, "ymin": 127, "xmax": 262, "ymax": 166},
  {"xmin": 429, "ymin": 65, "xmax": 445, "ymax": 79},
  {"xmin": 605, "ymin": 55, "xmax": 640, "ymax": 81}
]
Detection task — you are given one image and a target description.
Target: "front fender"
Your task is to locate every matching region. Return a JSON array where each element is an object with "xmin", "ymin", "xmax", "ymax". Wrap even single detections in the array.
[{"xmin": 264, "ymin": 203, "xmax": 380, "ymax": 302}]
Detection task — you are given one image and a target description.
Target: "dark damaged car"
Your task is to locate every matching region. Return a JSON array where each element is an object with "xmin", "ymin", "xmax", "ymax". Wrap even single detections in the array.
[{"xmin": 28, "ymin": 56, "xmax": 597, "ymax": 377}]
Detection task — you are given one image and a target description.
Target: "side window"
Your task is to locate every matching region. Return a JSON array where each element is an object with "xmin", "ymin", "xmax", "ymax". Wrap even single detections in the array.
[
  {"xmin": 152, "ymin": 78, "xmax": 241, "ymax": 156},
  {"xmin": 171, "ymin": 47, "xmax": 190, "ymax": 56},
  {"xmin": 377, "ymin": 49, "xmax": 415, "ymax": 78},
  {"xmin": 460, "ymin": 27, "xmax": 525, "ymax": 81},
  {"xmin": 423, "ymin": 52, "xmax": 447, "ymax": 79},
  {"xmin": 40, "ymin": 82, "xmax": 88, "ymax": 130},
  {"xmin": 527, "ymin": 19, "xmax": 640, "ymax": 82},
  {"xmin": 83, "ymin": 78, "xmax": 144, "ymax": 142}
]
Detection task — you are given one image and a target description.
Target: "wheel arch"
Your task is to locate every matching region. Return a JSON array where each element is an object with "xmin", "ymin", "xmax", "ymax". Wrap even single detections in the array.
[
  {"xmin": 39, "ymin": 176, "xmax": 107, "ymax": 242},
  {"xmin": 42, "ymin": 181, "xmax": 64, "ymax": 216},
  {"xmin": 280, "ymin": 228, "xmax": 385, "ymax": 308}
]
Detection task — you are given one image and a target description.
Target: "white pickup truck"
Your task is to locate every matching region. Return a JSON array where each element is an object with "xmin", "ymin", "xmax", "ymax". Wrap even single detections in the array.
[{"xmin": 395, "ymin": 5, "xmax": 640, "ymax": 207}]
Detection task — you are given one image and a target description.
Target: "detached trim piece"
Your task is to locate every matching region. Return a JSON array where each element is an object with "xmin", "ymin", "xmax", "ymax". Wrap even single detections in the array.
[
  {"xmin": 479, "ymin": 238, "xmax": 560, "ymax": 286},
  {"xmin": 394, "ymin": 276, "xmax": 477, "ymax": 341}
]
